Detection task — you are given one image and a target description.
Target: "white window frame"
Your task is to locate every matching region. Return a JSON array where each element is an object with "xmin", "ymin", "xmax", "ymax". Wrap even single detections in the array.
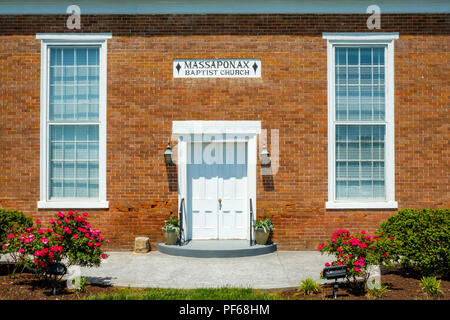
[
  {"xmin": 323, "ymin": 33, "xmax": 399, "ymax": 209},
  {"xmin": 36, "ymin": 34, "xmax": 111, "ymax": 209}
]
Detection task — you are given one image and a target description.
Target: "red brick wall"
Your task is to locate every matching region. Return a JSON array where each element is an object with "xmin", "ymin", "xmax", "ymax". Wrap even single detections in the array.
[{"xmin": 0, "ymin": 14, "xmax": 448, "ymax": 250}]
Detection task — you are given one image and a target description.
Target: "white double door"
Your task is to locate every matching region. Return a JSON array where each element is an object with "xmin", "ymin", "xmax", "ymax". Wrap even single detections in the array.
[{"xmin": 187, "ymin": 141, "xmax": 248, "ymax": 240}]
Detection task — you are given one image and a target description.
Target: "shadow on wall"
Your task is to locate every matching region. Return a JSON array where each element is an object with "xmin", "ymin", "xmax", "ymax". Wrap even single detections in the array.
[
  {"xmin": 261, "ymin": 165, "xmax": 275, "ymax": 191},
  {"xmin": 165, "ymin": 162, "xmax": 178, "ymax": 192}
]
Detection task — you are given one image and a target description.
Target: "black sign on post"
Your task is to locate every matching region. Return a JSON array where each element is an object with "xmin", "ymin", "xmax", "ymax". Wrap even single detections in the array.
[
  {"xmin": 45, "ymin": 263, "xmax": 67, "ymax": 295},
  {"xmin": 323, "ymin": 265, "xmax": 347, "ymax": 298}
]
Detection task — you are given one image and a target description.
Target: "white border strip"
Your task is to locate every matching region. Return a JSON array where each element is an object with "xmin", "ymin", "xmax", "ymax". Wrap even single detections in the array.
[
  {"xmin": 37, "ymin": 201, "xmax": 110, "ymax": 209},
  {"xmin": 326, "ymin": 201, "xmax": 399, "ymax": 209},
  {"xmin": 1, "ymin": 0, "xmax": 449, "ymax": 14}
]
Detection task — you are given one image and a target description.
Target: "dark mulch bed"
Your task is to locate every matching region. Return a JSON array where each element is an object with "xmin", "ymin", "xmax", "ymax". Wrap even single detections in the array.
[
  {"xmin": 280, "ymin": 270, "xmax": 450, "ymax": 300},
  {"xmin": 0, "ymin": 264, "xmax": 116, "ymax": 300},
  {"xmin": 0, "ymin": 263, "xmax": 448, "ymax": 300}
]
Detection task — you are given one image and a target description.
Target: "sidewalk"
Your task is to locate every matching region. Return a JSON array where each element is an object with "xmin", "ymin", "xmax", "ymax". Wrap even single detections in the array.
[{"xmin": 78, "ymin": 251, "xmax": 332, "ymax": 289}]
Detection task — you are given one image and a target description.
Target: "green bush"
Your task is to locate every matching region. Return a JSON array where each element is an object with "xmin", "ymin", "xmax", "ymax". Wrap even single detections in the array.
[
  {"xmin": 420, "ymin": 276, "xmax": 443, "ymax": 297},
  {"xmin": 378, "ymin": 209, "xmax": 449, "ymax": 277},
  {"xmin": 295, "ymin": 278, "xmax": 321, "ymax": 296},
  {"xmin": 366, "ymin": 283, "xmax": 390, "ymax": 300},
  {"xmin": 0, "ymin": 209, "xmax": 33, "ymax": 244}
]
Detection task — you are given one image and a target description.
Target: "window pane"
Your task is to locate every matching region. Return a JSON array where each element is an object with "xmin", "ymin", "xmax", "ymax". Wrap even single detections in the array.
[
  {"xmin": 89, "ymin": 181, "xmax": 99, "ymax": 198},
  {"xmin": 50, "ymin": 48, "xmax": 62, "ymax": 66},
  {"xmin": 51, "ymin": 142, "xmax": 63, "ymax": 160},
  {"xmin": 336, "ymin": 162, "xmax": 347, "ymax": 178},
  {"xmin": 373, "ymin": 161, "xmax": 384, "ymax": 179},
  {"xmin": 347, "ymin": 48, "xmax": 359, "ymax": 65},
  {"xmin": 335, "ymin": 47, "xmax": 385, "ymax": 121},
  {"xmin": 63, "ymin": 48, "xmax": 75, "ymax": 66},
  {"xmin": 89, "ymin": 162, "xmax": 99, "ymax": 179},
  {"xmin": 335, "ymin": 124, "xmax": 386, "ymax": 200},
  {"xmin": 88, "ymin": 48, "xmax": 99, "ymax": 65},
  {"xmin": 76, "ymin": 162, "xmax": 88, "ymax": 179},
  {"xmin": 51, "ymin": 162, "xmax": 63, "ymax": 179},
  {"xmin": 64, "ymin": 143, "xmax": 75, "ymax": 160},
  {"xmin": 76, "ymin": 181, "xmax": 88, "ymax": 198},
  {"xmin": 64, "ymin": 66, "xmax": 75, "ymax": 84},
  {"xmin": 336, "ymin": 85, "xmax": 347, "ymax": 120},
  {"xmin": 336, "ymin": 143, "xmax": 347, "ymax": 160},
  {"xmin": 77, "ymin": 143, "xmax": 89, "ymax": 160},
  {"xmin": 49, "ymin": 125, "xmax": 99, "ymax": 199},
  {"xmin": 348, "ymin": 181, "xmax": 360, "ymax": 198},
  {"xmin": 361, "ymin": 162, "xmax": 372, "ymax": 178},
  {"xmin": 64, "ymin": 162, "xmax": 75, "ymax": 179},
  {"xmin": 76, "ymin": 48, "xmax": 88, "ymax": 65},
  {"xmin": 49, "ymin": 47, "xmax": 100, "ymax": 121},
  {"xmin": 50, "ymin": 180, "xmax": 63, "ymax": 198},
  {"xmin": 361, "ymin": 180, "xmax": 373, "ymax": 198},
  {"xmin": 335, "ymin": 48, "xmax": 347, "ymax": 65},
  {"xmin": 63, "ymin": 180, "xmax": 75, "ymax": 197},
  {"xmin": 348, "ymin": 161, "xmax": 359, "ymax": 178},
  {"xmin": 373, "ymin": 180, "xmax": 385, "ymax": 198},
  {"xmin": 336, "ymin": 181, "xmax": 347, "ymax": 199},
  {"xmin": 360, "ymin": 48, "xmax": 372, "ymax": 65}
]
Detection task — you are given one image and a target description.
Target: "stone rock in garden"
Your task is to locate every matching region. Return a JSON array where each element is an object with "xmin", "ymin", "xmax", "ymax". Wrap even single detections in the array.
[
  {"xmin": 134, "ymin": 237, "xmax": 150, "ymax": 253},
  {"xmin": 66, "ymin": 265, "xmax": 81, "ymax": 290},
  {"xmin": 366, "ymin": 265, "xmax": 381, "ymax": 289}
]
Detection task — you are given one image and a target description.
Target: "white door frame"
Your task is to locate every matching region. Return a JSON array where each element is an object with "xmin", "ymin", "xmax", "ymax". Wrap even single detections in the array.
[{"xmin": 173, "ymin": 121, "xmax": 261, "ymax": 241}]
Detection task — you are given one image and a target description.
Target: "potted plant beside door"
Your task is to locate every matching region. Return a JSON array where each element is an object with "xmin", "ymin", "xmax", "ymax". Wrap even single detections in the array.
[
  {"xmin": 253, "ymin": 217, "xmax": 274, "ymax": 245},
  {"xmin": 162, "ymin": 215, "xmax": 180, "ymax": 245}
]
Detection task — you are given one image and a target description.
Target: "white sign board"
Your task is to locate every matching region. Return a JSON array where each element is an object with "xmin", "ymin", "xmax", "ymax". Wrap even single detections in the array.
[{"xmin": 173, "ymin": 59, "xmax": 261, "ymax": 78}]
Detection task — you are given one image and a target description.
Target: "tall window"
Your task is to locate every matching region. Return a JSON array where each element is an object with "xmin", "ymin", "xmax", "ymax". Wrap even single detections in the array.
[
  {"xmin": 335, "ymin": 47, "xmax": 386, "ymax": 200},
  {"xmin": 324, "ymin": 33, "xmax": 398, "ymax": 209},
  {"xmin": 49, "ymin": 47, "xmax": 100, "ymax": 199},
  {"xmin": 37, "ymin": 34, "xmax": 111, "ymax": 209}
]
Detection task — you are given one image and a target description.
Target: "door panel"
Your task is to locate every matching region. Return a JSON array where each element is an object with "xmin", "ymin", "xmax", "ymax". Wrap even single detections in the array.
[
  {"xmin": 189, "ymin": 162, "xmax": 219, "ymax": 240},
  {"xmin": 188, "ymin": 141, "xmax": 248, "ymax": 240}
]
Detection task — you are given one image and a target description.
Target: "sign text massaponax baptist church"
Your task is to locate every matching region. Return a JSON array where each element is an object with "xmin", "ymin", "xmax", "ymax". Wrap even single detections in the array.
[{"xmin": 173, "ymin": 59, "xmax": 261, "ymax": 78}]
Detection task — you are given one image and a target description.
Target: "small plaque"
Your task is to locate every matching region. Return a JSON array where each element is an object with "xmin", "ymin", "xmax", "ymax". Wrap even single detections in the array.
[{"xmin": 173, "ymin": 59, "xmax": 261, "ymax": 78}]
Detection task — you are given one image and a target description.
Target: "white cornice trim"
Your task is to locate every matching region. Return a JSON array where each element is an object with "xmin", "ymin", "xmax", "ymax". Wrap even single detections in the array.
[
  {"xmin": 173, "ymin": 121, "xmax": 261, "ymax": 135},
  {"xmin": 323, "ymin": 32, "xmax": 399, "ymax": 41},
  {"xmin": 36, "ymin": 33, "xmax": 112, "ymax": 41}
]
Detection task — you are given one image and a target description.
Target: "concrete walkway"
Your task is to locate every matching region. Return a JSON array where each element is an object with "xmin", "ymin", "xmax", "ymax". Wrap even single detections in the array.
[{"xmin": 77, "ymin": 251, "xmax": 332, "ymax": 289}]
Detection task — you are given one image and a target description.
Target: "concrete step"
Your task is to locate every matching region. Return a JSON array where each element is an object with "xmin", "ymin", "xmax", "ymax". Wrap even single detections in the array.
[{"xmin": 157, "ymin": 240, "xmax": 277, "ymax": 258}]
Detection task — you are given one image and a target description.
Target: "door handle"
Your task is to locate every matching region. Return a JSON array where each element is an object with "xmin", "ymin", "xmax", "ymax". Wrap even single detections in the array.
[{"xmin": 218, "ymin": 198, "xmax": 222, "ymax": 210}]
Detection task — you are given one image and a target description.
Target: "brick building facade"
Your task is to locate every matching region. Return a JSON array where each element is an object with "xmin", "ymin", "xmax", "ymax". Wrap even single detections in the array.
[{"xmin": 0, "ymin": 1, "xmax": 448, "ymax": 251}]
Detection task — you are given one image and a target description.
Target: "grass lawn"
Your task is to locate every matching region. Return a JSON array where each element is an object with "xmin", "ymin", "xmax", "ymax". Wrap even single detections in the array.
[
  {"xmin": 85, "ymin": 287, "xmax": 281, "ymax": 300},
  {"xmin": 1, "ymin": 263, "xmax": 448, "ymax": 300}
]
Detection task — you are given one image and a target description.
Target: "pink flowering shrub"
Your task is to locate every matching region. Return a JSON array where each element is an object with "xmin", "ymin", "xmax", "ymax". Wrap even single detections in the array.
[
  {"xmin": 317, "ymin": 229, "xmax": 400, "ymax": 284},
  {"xmin": 1, "ymin": 211, "xmax": 109, "ymax": 278}
]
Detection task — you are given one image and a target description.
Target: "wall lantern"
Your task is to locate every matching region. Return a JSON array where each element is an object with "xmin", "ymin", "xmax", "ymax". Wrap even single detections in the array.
[
  {"xmin": 164, "ymin": 141, "xmax": 173, "ymax": 164},
  {"xmin": 260, "ymin": 144, "xmax": 271, "ymax": 166}
]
